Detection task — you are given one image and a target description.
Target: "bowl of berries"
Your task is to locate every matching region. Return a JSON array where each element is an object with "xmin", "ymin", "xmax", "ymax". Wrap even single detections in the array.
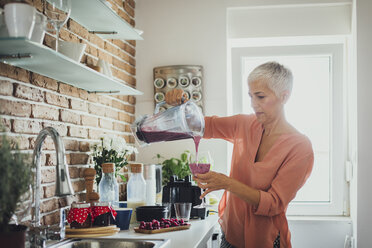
[{"xmin": 134, "ymin": 218, "xmax": 191, "ymax": 234}]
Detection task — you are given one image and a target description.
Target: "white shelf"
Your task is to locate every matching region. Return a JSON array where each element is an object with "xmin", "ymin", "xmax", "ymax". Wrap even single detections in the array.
[
  {"xmin": 70, "ymin": 0, "xmax": 143, "ymax": 40},
  {"xmin": 0, "ymin": 38, "xmax": 143, "ymax": 95}
]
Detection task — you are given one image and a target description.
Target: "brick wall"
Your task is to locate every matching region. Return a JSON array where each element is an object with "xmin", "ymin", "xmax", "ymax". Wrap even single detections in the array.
[{"xmin": 0, "ymin": 0, "xmax": 137, "ymax": 225}]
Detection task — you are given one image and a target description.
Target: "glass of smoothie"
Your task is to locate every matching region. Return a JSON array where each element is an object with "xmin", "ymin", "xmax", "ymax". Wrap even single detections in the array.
[{"xmin": 189, "ymin": 151, "xmax": 213, "ymax": 208}]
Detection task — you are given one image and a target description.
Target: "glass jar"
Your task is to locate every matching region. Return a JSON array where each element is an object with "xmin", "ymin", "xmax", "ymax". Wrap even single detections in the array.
[
  {"xmin": 99, "ymin": 163, "xmax": 119, "ymax": 207},
  {"xmin": 67, "ymin": 202, "xmax": 92, "ymax": 228},
  {"xmin": 92, "ymin": 202, "xmax": 117, "ymax": 227},
  {"xmin": 127, "ymin": 163, "xmax": 146, "ymax": 223}
]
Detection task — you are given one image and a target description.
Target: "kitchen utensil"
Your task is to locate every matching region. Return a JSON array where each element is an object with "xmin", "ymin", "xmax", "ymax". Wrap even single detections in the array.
[
  {"xmin": 44, "ymin": 0, "xmax": 71, "ymax": 52},
  {"xmin": 136, "ymin": 206, "xmax": 169, "ymax": 222},
  {"xmin": 134, "ymin": 224, "xmax": 191, "ymax": 234},
  {"xmin": 65, "ymin": 225, "xmax": 119, "ymax": 238},
  {"xmin": 4, "ymin": 2, "xmax": 36, "ymax": 39},
  {"xmin": 174, "ymin": 202, "xmax": 192, "ymax": 222},
  {"xmin": 114, "ymin": 208, "xmax": 132, "ymax": 230},
  {"xmin": 52, "ymin": 39, "xmax": 86, "ymax": 62},
  {"xmin": 30, "ymin": 11, "xmax": 46, "ymax": 44},
  {"xmin": 132, "ymin": 100, "xmax": 204, "ymax": 146},
  {"xmin": 162, "ymin": 175, "xmax": 206, "ymax": 220}
]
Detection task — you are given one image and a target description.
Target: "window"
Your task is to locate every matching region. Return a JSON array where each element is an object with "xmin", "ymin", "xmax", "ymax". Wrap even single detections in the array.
[{"xmin": 229, "ymin": 40, "xmax": 348, "ymax": 215}]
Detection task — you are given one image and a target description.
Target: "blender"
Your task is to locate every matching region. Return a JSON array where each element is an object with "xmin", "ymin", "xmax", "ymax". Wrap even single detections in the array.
[{"xmin": 131, "ymin": 101, "xmax": 204, "ymax": 146}]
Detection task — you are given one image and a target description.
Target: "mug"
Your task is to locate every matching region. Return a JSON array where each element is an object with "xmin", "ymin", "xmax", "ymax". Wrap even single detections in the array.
[
  {"xmin": 114, "ymin": 208, "xmax": 132, "ymax": 230},
  {"xmin": 4, "ymin": 3, "xmax": 36, "ymax": 39},
  {"xmin": 30, "ymin": 11, "xmax": 46, "ymax": 44}
]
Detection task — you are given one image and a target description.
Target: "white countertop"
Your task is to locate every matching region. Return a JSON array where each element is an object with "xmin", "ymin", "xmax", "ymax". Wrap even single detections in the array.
[{"xmin": 103, "ymin": 214, "xmax": 219, "ymax": 248}]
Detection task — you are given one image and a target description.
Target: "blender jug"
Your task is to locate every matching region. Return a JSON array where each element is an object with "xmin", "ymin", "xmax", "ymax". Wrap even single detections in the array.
[{"xmin": 131, "ymin": 101, "xmax": 204, "ymax": 146}]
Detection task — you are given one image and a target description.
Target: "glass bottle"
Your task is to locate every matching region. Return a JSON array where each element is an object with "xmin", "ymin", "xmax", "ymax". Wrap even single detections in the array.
[
  {"xmin": 98, "ymin": 163, "xmax": 119, "ymax": 207},
  {"xmin": 127, "ymin": 163, "xmax": 146, "ymax": 223}
]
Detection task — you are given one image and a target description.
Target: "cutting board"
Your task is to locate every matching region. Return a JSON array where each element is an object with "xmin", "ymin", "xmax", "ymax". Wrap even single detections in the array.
[
  {"xmin": 65, "ymin": 225, "xmax": 120, "ymax": 238},
  {"xmin": 134, "ymin": 224, "xmax": 191, "ymax": 234}
]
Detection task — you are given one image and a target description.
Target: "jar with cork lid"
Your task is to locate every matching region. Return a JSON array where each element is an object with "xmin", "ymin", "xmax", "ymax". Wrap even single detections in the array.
[
  {"xmin": 127, "ymin": 163, "xmax": 146, "ymax": 223},
  {"xmin": 98, "ymin": 163, "xmax": 119, "ymax": 207}
]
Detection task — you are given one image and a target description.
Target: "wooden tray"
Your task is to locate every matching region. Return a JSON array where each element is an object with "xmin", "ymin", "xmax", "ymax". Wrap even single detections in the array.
[
  {"xmin": 134, "ymin": 224, "xmax": 191, "ymax": 234},
  {"xmin": 65, "ymin": 225, "xmax": 120, "ymax": 238}
]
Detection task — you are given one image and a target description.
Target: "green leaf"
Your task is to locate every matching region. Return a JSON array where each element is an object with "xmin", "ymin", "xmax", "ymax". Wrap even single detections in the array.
[{"xmin": 119, "ymin": 174, "xmax": 127, "ymax": 183}]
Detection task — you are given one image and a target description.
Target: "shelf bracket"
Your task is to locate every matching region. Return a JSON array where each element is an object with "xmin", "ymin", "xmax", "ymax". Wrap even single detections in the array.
[
  {"xmin": 0, "ymin": 53, "xmax": 32, "ymax": 60},
  {"xmin": 89, "ymin": 90, "xmax": 121, "ymax": 94},
  {"xmin": 89, "ymin": 31, "xmax": 118, "ymax": 35}
]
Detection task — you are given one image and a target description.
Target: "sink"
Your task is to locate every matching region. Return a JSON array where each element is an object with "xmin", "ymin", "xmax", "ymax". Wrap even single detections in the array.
[{"xmin": 46, "ymin": 238, "xmax": 170, "ymax": 248}]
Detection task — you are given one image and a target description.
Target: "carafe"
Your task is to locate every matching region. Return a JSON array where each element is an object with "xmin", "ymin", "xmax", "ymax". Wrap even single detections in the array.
[
  {"xmin": 127, "ymin": 163, "xmax": 146, "ymax": 223},
  {"xmin": 98, "ymin": 163, "xmax": 119, "ymax": 207},
  {"xmin": 131, "ymin": 101, "xmax": 204, "ymax": 146}
]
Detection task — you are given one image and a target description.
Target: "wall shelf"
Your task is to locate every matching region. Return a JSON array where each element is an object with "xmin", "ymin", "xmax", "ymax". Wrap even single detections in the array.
[
  {"xmin": 70, "ymin": 0, "xmax": 143, "ymax": 40},
  {"xmin": 0, "ymin": 38, "xmax": 143, "ymax": 95}
]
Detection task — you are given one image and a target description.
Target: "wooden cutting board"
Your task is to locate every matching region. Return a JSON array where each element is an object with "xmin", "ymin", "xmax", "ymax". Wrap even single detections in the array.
[
  {"xmin": 65, "ymin": 225, "xmax": 120, "ymax": 238},
  {"xmin": 134, "ymin": 224, "xmax": 191, "ymax": 234}
]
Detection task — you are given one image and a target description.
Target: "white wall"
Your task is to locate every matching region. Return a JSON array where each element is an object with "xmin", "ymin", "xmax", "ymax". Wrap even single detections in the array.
[
  {"xmin": 356, "ymin": 0, "xmax": 372, "ymax": 247},
  {"xmin": 135, "ymin": 0, "xmax": 356, "ymax": 247},
  {"xmin": 135, "ymin": 0, "xmax": 229, "ymax": 178}
]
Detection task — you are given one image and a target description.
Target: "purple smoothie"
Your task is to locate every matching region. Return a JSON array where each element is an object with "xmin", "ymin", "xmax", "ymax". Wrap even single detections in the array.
[
  {"xmin": 189, "ymin": 163, "xmax": 210, "ymax": 175},
  {"xmin": 137, "ymin": 130, "xmax": 193, "ymax": 143}
]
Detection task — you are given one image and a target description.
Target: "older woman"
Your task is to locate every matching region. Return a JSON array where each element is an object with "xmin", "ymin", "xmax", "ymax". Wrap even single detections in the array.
[{"xmin": 166, "ymin": 62, "xmax": 314, "ymax": 248}]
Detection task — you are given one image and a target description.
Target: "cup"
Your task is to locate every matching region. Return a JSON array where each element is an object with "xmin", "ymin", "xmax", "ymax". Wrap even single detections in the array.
[
  {"xmin": 52, "ymin": 40, "xmax": 86, "ymax": 62},
  {"xmin": 173, "ymin": 202, "xmax": 192, "ymax": 222},
  {"xmin": 114, "ymin": 208, "xmax": 132, "ymax": 230},
  {"xmin": 162, "ymin": 202, "xmax": 172, "ymax": 219},
  {"xmin": 30, "ymin": 11, "xmax": 46, "ymax": 44},
  {"xmin": 4, "ymin": 2, "xmax": 36, "ymax": 39}
]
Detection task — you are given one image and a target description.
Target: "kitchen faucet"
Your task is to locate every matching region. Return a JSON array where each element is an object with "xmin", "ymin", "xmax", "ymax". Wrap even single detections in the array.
[{"xmin": 29, "ymin": 127, "xmax": 74, "ymax": 247}]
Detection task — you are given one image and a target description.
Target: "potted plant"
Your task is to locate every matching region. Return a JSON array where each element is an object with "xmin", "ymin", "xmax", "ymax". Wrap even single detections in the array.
[
  {"xmin": 157, "ymin": 150, "xmax": 192, "ymax": 186},
  {"xmin": 91, "ymin": 134, "xmax": 138, "ymax": 199},
  {"xmin": 0, "ymin": 133, "xmax": 33, "ymax": 248}
]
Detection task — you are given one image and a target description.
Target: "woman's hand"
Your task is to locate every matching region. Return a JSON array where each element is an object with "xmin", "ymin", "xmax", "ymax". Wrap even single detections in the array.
[
  {"xmin": 165, "ymin": 89, "xmax": 189, "ymax": 106},
  {"xmin": 193, "ymin": 171, "xmax": 232, "ymax": 199}
]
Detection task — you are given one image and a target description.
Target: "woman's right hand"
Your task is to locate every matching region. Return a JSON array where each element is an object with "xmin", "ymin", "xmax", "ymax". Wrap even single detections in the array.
[{"xmin": 165, "ymin": 89, "xmax": 189, "ymax": 106}]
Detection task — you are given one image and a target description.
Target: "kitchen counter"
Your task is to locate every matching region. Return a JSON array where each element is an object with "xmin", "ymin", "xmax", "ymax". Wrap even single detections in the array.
[{"xmin": 102, "ymin": 214, "xmax": 220, "ymax": 248}]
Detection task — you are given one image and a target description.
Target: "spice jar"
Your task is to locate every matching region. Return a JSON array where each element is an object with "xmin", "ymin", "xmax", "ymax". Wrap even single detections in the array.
[
  {"xmin": 92, "ymin": 202, "xmax": 117, "ymax": 227},
  {"xmin": 67, "ymin": 202, "xmax": 92, "ymax": 228}
]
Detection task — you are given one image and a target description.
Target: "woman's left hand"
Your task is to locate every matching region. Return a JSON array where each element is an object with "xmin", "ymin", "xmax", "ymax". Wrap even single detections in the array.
[{"xmin": 194, "ymin": 171, "xmax": 231, "ymax": 199}]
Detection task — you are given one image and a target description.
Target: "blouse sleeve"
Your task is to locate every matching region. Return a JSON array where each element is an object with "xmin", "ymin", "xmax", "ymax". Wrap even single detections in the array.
[
  {"xmin": 203, "ymin": 115, "xmax": 241, "ymax": 143},
  {"xmin": 254, "ymin": 143, "xmax": 314, "ymax": 217}
]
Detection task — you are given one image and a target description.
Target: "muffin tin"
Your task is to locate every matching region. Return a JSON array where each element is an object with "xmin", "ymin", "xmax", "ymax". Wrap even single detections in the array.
[{"xmin": 153, "ymin": 65, "xmax": 204, "ymax": 113}]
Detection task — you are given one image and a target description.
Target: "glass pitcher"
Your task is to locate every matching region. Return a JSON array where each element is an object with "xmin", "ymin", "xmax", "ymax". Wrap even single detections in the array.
[{"xmin": 131, "ymin": 101, "xmax": 204, "ymax": 146}]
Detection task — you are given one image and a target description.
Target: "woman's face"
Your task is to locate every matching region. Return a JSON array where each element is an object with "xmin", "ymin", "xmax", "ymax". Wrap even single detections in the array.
[{"xmin": 248, "ymin": 79, "xmax": 285, "ymax": 125}]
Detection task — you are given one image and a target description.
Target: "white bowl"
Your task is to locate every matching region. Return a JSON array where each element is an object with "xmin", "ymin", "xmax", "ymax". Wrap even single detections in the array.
[{"xmin": 52, "ymin": 40, "xmax": 86, "ymax": 62}]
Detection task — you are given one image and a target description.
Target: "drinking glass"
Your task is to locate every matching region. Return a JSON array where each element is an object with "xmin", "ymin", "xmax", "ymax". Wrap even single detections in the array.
[
  {"xmin": 189, "ymin": 151, "xmax": 213, "ymax": 207},
  {"xmin": 44, "ymin": 0, "xmax": 71, "ymax": 52},
  {"xmin": 173, "ymin": 202, "xmax": 192, "ymax": 222}
]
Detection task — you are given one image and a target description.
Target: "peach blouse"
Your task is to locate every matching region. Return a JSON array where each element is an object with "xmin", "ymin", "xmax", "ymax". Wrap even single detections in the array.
[{"xmin": 203, "ymin": 114, "xmax": 314, "ymax": 248}]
